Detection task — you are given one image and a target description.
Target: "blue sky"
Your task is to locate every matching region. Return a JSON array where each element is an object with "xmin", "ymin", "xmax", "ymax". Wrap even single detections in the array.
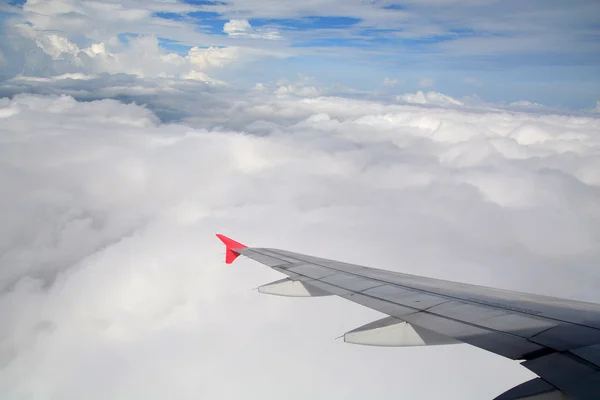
[{"xmin": 0, "ymin": 0, "xmax": 599, "ymax": 109}]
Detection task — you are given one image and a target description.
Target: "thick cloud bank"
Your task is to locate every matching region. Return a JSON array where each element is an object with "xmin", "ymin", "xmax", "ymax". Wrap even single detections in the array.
[{"xmin": 1, "ymin": 93, "xmax": 600, "ymax": 399}]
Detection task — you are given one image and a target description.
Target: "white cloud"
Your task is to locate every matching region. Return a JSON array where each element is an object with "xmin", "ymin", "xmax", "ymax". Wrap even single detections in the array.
[
  {"xmin": 10, "ymin": 29, "xmax": 234, "ymax": 84},
  {"xmin": 271, "ymin": 76, "xmax": 323, "ymax": 97},
  {"xmin": 186, "ymin": 46, "xmax": 239, "ymax": 70},
  {"xmin": 509, "ymin": 100, "xmax": 543, "ymax": 108},
  {"xmin": 15, "ymin": 23, "xmax": 82, "ymax": 64},
  {"xmin": 254, "ymin": 82, "xmax": 267, "ymax": 91},
  {"xmin": 209, "ymin": 0, "xmax": 411, "ymax": 29},
  {"xmin": 11, "ymin": 73, "xmax": 97, "ymax": 83},
  {"xmin": 1, "ymin": 91, "xmax": 600, "ymax": 399},
  {"xmin": 2, "ymin": 0, "xmax": 289, "ymax": 85},
  {"xmin": 383, "ymin": 77, "xmax": 399, "ymax": 86},
  {"xmin": 397, "ymin": 90, "xmax": 463, "ymax": 106},
  {"xmin": 418, "ymin": 78, "xmax": 434, "ymax": 88},
  {"xmin": 19, "ymin": 0, "xmax": 206, "ymax": 42},
  {"xmin": 35, "ymin": 33, "xmax": 80, "ymax": 60},
  {"xmin": 274, "ymin": 84, "xmax": 321, "ymax": 97},
  {"xmin": 223, "ymin": 19, "xmax": 253, "ymax": 36},
  {"xmin": 80, "ymin": 37, "xmax": 236, "ymax": 81},
  {"xmin": 223, "ymin": 19, "xmax": 281, "ymax": 40},
  {"xmin": 595, "ymin": 100, "xmax": 600, "ymax": 113}
]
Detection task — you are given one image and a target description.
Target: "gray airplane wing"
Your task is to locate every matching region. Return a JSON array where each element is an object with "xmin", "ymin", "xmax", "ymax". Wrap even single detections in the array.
[{"xmin": 216, "ymin": 234, "xmax": 600, "ymax": 400}]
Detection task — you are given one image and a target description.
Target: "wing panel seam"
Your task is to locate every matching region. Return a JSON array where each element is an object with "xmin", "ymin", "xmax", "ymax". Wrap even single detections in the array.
[
  {"xmin": 262, "ymin": 248, "xmax": 597, "ymax": 331},
  {"xmin": 286, "ymin": 263, "xmax": 551, "ymax": 346}
]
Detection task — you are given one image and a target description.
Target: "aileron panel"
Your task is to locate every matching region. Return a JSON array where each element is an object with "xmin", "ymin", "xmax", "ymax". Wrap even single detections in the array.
[
  {"xmin": 403, "ymin": 311, "xmax": 545, "ymax": 360},
  {"xmin": 320, "ymin": 274, "xmax": 383, "ymax": 292},
  {"xmin": 363, "ymin": 284, "xmax": 449, "ymax": 310},
  {"xmin": 428, "ymin": 302, "xmax": 558, "ymax": 338}
]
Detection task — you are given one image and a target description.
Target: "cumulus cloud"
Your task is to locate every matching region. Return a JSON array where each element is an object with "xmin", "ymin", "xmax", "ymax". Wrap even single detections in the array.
[
  {"xmin": 0, "ymin": 74, "xmax": 232, "ymax": 123},
  {"xmin": 269, "ymin": 76, "xmax": 323, "ymax": 97},
  {"xmin": 418, "ymin": 78, "xmax": 434, "ymax": 88},
  {"xmin": 223, "ymin": 19, "xmax": 281, "ymax": 40},
  {"xmin": 1, "ymin": 90, "xmax": 600, "ymax": 399},
  {"xmin": 274, "ymin": 84, "xmax": 321, "ymax": 97},
  {"xmin": 509, "ymin": 100, "xmax": 543, "ymax": 108},
  {"xmin": 10, "ymin": 28, "xmax": 233, "ymax": 84},
  {"xmin": 186, "ymin": 46, "xmax": 239, "ymax": 70},
  {"xmin": 15, "ymin": 24, "xmax": 80, "ymax": 61},
  {"xmin": 397, "ymin": 90, "xmax": 463, "ymax": 106},
  {"xmin": 2, "ymin": 2, "xmax": 288, "ymax": 86},
  {"xmin": 224, "ymin": 19, "xmax": 253, "ymax": 36}
]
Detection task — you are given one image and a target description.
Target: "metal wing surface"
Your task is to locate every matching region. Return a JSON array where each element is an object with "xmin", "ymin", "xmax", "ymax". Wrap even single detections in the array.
[{"xmin": 216, "ymin": 234, "xmax": 600, "ymax": 400}]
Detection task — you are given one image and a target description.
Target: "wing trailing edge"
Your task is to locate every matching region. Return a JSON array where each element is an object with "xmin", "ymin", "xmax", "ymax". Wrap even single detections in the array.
[
  {"xmin": 493, "ymin": 378, "xmax": 569, "ymax": 400},
  {"xmin": 258, "ymin": 278, "xmax": 332, "ymax": 297}
]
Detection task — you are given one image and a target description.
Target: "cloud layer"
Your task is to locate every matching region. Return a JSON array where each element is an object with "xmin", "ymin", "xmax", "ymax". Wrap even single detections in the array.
[
  {"xmin": 1, "ymin": 91, "xmax": 599, "ymax": 399},
  {"xmin": 1, "ymin": 1, "xmax": 599, "ymax": 398}
]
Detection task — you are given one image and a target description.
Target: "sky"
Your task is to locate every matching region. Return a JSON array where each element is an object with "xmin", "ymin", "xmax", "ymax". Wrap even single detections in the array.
[
  {"xmin": 1, "ymin": 0, "xmax": 599, "ymax": 108},
  {"xmin": 0, "ymin": 1, "xmax": 600, "ymax": 399}
]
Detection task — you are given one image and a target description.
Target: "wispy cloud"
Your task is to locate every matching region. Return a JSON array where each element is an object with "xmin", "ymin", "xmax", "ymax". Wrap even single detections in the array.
[
  {"xmin": 223, "ymin": 19, "xmax": 281, "ymax": 39},
  {"xmin": 383, "ymin": 77, "xmax": 398, "ymax": 86},
  {"xmin": 418, "ymin": 78, "xmax": 434, "ymax": 88}
]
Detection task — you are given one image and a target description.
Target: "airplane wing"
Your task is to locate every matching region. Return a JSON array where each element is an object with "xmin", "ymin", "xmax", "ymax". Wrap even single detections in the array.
[{"xmin": 216, "ymin": 234, "xmax": 600, "ymax": 400}]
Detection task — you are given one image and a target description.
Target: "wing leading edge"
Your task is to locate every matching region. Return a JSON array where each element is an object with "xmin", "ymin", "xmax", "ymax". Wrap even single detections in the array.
[{"xmin": 216, "ymin": 234, "xmax": 600, "ymax": 400}]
